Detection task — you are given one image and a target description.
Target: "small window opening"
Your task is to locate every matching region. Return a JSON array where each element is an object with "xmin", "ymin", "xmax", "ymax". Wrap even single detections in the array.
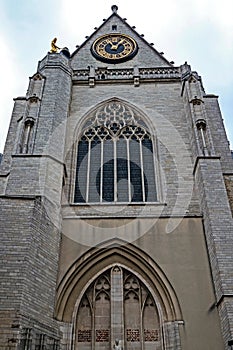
[{"xmin": 112, "ymin": 25, "xmax": 117, "ymax": 30}]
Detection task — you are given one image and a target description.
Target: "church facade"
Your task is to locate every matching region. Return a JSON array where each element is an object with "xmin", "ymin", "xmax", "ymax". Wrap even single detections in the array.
[{"xmin": 0, "ymin": 6, "xmax": 233, "ymax": 350}]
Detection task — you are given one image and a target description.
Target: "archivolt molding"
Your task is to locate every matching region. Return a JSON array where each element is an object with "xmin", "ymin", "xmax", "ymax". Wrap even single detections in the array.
[{"xmin": 55, "ymin": 239, "xmax": 182, "ymax": 323}]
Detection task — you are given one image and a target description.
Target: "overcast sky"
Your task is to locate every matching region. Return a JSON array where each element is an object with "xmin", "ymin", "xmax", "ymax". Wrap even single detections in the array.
[{"xmin": 0, "ymin": 0, "xmax": 232, "ymax": 152}]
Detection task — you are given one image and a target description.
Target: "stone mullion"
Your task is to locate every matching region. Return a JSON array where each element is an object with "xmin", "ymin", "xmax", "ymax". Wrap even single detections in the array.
[
  {"xmin": 114, "ymin": 139, "xmax": 117, "ymax": 202},
  {"xmin": 91, "ymin": 299, "xmax": 95, "ymax": 350},
  {"xmin": 139, "ymin": 140, "xmax": 145, "ymax": 202},
  {"xmin": 93, "ymin": 281, "xmax": 97, "ymax": 350},
  {"xmin": 126, "ymin": 139, "xmax": 131, "ymax": 201},
  {"xmin": 86, "ymin": 141, "xmax": 91, "ymax": 202},
  {"xmin": 111, "ymin": 266, "xmax": 124, "ymax": 349},
  {"xmin": 100, "ymin": 140, "xmax": 104, "ymax": 202},
  {"xmin": 139, "ymin": 287, "xmax": 144, "ymax": 350}
]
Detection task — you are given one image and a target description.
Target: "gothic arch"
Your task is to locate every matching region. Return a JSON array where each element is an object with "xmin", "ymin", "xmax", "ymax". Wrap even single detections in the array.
[
  {"xmin": 55, "ymin": 240, "xmax": 182, "ymax": 323},
  {"xmin": 72, "ymin": 265, "xmax": 165, "ymax": 350},
  {"xmin": 70, "ymin": 97, "xmax": 162, "ymax": 204}
]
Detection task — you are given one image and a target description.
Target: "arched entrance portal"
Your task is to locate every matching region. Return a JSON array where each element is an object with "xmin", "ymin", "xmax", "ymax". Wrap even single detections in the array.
[
  {"xmin": 73, "ymin": 265, "xmax": 163, "ymax": 350},
  {"xmin": 56, "ymin": 244, "xmax": 182, "ymax": 349}
]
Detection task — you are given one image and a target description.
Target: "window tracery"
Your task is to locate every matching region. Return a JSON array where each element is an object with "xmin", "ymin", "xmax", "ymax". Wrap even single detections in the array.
[
  {"xmin": 75, "ymin": 267, "xmax": 162, "ymax": 350},
  {"xmin": 74, "ymin": 100, "xmax": 157, "ymax": 204}
]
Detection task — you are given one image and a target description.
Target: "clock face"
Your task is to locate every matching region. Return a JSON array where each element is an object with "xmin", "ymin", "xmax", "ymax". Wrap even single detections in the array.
[{"xmin": 91, "ymin": 34, "xmax": 138, "ymax": 63}]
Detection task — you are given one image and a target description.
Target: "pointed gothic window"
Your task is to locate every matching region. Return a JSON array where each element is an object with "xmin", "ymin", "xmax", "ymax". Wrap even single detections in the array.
[
  {"xmin": 75, "ymin": 266, "xmax": 162, "ymax": 350},
  {"xmin": 74, "ymin": 100, "xmax": 157, "ymax": 204}
]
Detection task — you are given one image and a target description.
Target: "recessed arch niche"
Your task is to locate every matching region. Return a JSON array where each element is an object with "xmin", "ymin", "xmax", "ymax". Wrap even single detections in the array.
[{"xmin": 55, "ymin": 242, "xmax": 182, "ymax": 350}]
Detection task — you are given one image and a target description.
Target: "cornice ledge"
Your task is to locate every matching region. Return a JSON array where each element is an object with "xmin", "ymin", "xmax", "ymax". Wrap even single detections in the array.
[{"xmin": 193, "ymin": 155, "xmax": 221, "ymax": 175}]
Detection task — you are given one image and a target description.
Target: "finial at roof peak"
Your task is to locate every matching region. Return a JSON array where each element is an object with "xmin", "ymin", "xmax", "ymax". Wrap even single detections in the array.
[{"xmin": 111, "ymin": 5, "xmax": 118, "ymax": 13}]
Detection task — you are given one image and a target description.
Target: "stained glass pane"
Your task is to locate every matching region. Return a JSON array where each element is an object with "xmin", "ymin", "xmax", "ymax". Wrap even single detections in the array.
[
  {"xmin": 142, "ymin": 137, "xmax": 157, "ymax": 201},
  {"xmin": 74, "ymin": 140, "xmax": 89, "ymax": 203},
  {"xmin": 89, "ymin": 139, "xmax": 101, "ymax": 202},
  {"xmin": 102, "ymin": 140, "xmax": 114, "ymax": 202},
  {"xmin": 129, "ymin": 139, "xmax": 143, "ymax": 202},
  {"xmin": 117, "ymin": 139, "xmax": 128, "ymax": 202}
]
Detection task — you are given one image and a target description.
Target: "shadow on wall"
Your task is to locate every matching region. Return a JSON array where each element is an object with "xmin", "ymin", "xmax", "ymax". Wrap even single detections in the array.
[{"xmin": 0, "ymin": 153, "xmax": 2, "ymax": 164}]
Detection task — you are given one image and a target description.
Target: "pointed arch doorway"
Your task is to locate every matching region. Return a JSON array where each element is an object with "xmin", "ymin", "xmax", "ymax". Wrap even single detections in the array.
[
  {"xmin": 56, "ymin": 244, "xmax": 182, "ymax": 349},
  {"xmin": 73, "ymin": 265, "xmax": 163, "ymax": 350}
]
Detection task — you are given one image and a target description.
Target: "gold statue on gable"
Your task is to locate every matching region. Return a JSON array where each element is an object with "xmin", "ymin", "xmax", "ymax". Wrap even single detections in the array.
[{"xmin": 50, "ymin": 37, "xmax": 60, "ymax": 53}]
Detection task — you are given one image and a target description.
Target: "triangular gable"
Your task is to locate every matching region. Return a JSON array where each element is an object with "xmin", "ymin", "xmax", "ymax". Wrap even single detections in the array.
[{"xmin": 71, "ymin": 7, "xmax": 173, "ymax": 69}]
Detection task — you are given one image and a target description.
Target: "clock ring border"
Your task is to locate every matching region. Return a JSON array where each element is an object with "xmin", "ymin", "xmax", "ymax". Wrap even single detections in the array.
[{"xmin": 91, "ymin": 33, "xmax": 138, "ymax": 63}]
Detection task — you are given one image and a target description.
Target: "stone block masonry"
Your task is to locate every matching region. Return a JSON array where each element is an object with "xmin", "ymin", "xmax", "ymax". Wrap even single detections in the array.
[{"xmin": 0, "ymin": 196, "xmax": 61, "ymax": 348}]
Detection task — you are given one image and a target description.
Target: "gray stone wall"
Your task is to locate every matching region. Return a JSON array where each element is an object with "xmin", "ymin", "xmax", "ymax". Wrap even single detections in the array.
[
  {"xmin": 194, "ymin": 157, "xmax": 233, "ymax": 348},
  {"xmin": 181, "ymin": 74, "xmax": 233, "ymax": 347},
  {"xmin": 0, "ymin": 197, "xmax": 61, "ymax": 348},
  {"xmin": 0, "ymin": 51, "xmax": 72, "ymax": 348}
]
